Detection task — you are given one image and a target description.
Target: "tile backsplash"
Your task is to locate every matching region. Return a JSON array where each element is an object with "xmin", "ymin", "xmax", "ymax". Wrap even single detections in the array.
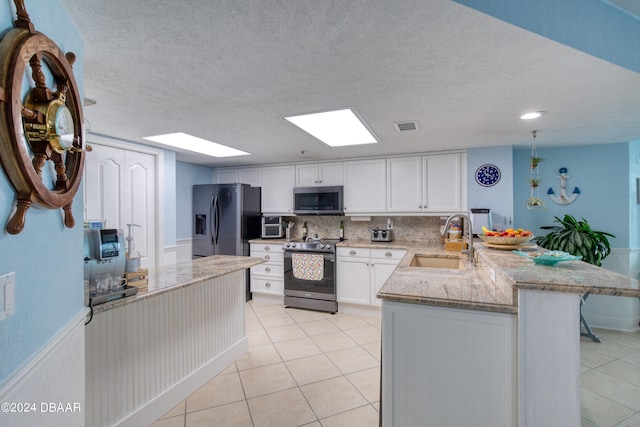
[{"xmin": 282, "ymin": 216, "xmax": 445, "ymax": 245}]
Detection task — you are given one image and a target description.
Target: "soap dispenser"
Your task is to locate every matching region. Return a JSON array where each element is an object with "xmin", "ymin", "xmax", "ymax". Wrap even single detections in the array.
[{"xmin": 125, "ymin": 224, "xmax": 142, "ymax": 273}]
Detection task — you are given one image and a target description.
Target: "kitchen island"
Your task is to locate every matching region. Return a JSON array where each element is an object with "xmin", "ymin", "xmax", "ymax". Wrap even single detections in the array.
[
  {"xmin": 85, "ymin": 255, "xmax": 263, "ymax": 427},
  {"xmin": 378, "ymin": 245, "xmax": 640, "ymax": 427}
]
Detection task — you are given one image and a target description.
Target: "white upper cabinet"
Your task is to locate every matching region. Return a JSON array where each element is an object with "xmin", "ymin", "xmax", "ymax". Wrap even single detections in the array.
[
  {"xmin": 424, "ymin": 153, "xmax": 464, "ymax": 212},
  {"xmin": 261, "ymin": 165, "xmax": 295, "ymax": 214},
  {"xmin": 215, "ymin": 168, "xmax": 261, "ymax": 187},
  {"xmin": 386, "ymin": 156, "xmax": 423, "ymax": 212},
  {"xmin": 387, "ymin": 152, "xmax": 465, "ymax": 213},
  {"xmin": 238, "ymin": 168, "xmax": 261, "ymax": 187},
  {"xmin": 343, "ymin": 159, "xmax": 387, "ymax": 213},
  {"xmin": 210, "ymin": 150, "xmax": 465, "ymax": 216},
  {"xmin": 215, "ymin": 168, "xmax": 238, "ymax": 184},
  {"xmin": 295, "ymin": 162, "xmax": 343, "ymax": 186}
]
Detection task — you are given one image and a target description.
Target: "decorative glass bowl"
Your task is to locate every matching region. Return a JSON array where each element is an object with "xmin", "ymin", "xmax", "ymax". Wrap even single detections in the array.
[
  {"xmin": 513, "ymin": 250, "xmax": 582, "ymax": 266},
  {"xmin": 478, "ymin": 235, "xmax": 535, "ymax": 246}
]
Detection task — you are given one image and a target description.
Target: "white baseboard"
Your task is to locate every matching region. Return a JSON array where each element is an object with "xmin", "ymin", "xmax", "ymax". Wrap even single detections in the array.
[
  {"xmin": 0, "ymin": 309, "xmax": 88, "ymax": 427},
  {"xmin": 250, "ymin": 294, "xmax": 382, "ymax": 318},
  {"xmin": 337, "ymin": 302, "xmax": 382, "ymax": 318}
]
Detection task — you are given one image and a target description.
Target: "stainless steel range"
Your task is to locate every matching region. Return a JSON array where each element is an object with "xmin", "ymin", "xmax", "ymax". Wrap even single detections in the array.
[{"xmin": 283, "ymin": 239, "xmax": 338, "ymax": 314}]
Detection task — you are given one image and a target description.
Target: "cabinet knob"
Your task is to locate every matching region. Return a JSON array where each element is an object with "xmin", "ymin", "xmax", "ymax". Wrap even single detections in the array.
[
  {"xmin": 265, "ymin": 282, "xmax": 271, "ymax": 287},
  {"xmin": 385, "ymin": 251, "xmax": 392, "ymax": 257},
  {"xmin": 264, "ymin": 255, "xmax": 270, "ymax": 260},
  {"xmin": 264, "ymin": 246, "xmax": 270, "ymax": 251},
  {"xmin": 349, "ymin": 250, "xmax": 356, "ymax": 256},
  {"xmin": 265, "ymin": 267, "xmax": 271, "ymax": 272}
]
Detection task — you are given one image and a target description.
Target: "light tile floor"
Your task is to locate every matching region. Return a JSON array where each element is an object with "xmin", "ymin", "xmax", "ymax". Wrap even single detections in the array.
[{"xmin": 151, "ymin": 300, "xmax": 640, "ymax": 427}]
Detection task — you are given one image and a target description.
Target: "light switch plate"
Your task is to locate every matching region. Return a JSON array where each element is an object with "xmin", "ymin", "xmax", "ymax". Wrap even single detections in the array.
[{"xmin": 0, "ymin": 272, "xmax": 15, "ymax": 321}]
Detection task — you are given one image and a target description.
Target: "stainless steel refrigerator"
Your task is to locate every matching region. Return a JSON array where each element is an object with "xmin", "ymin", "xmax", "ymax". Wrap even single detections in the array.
[{"xmin": 193, "ymin": 183, "xmax": 261, "ymax": 298}]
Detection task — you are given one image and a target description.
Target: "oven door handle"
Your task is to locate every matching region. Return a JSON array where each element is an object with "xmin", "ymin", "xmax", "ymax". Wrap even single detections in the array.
[{"xmin": 284, "ymin": 252, "xmax": 335, "ymax": 262}]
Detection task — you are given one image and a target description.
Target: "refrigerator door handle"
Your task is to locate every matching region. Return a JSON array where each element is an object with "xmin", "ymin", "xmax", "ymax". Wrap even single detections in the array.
[
  {"xmin": 212, "ymin": 196, "xmax": 220, "ymax": 246},
  {"xmin": 210, "ymin": 196, "xmax": 216, "ymax": 246}
]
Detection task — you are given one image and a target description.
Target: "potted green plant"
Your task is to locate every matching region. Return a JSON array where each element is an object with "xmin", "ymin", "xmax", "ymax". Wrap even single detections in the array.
[
  {"xmin": 534, "ymin": 215, "xmax": 615, "ymax": 266},
  {"xmin": 530, "ymin": 156, "xmax": 544, "ymax": 169}
]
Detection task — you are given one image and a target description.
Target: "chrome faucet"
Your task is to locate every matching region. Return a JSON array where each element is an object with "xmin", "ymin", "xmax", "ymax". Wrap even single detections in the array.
[{"xmin": 442, "ymin": 214, "xmax": 474, "ymax": 263}]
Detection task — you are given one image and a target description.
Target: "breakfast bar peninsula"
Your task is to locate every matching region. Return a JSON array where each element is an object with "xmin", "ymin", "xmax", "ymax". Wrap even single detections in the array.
[
  {"xmin": 378, "ymin": 245, "xmax": 640, "ymax": 427},
  {"xmin": 85, "ymin": 255, "xmax": 262, "ymax": 427}
]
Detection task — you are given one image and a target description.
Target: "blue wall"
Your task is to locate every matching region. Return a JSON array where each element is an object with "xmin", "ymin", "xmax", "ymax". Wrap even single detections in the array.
[
  {"xmin": 0, "ymin": 0, "xmax": 85, "ymax": 384},
  {"xmin": 513, "ymin": 143, "xmax": 630, "ymax": 248},
  {"xmin": 453, "ymin": 0, "xmax": 640, "ymax": 74},
  {"xmin": 175, "ymin": 162, "xmax": 214, "ymax": 240},
  {"xmin": 467, "ymin": 146, "xmax": 514, "ymax": 229}
]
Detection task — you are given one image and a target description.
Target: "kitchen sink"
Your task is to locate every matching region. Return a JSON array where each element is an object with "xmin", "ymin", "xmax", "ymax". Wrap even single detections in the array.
[{"xmin": 409, "ymin": 255, "xmax": 467, "ymax": 270}]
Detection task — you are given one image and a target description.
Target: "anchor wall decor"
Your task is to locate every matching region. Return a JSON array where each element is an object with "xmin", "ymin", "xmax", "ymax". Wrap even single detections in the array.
[{"xmin": 547, "ymin": 167, "xmax": 580, "ymax": 205}]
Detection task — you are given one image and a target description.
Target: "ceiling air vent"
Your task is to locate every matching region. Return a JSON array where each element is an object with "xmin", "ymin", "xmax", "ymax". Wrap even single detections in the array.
[{"xmin": 394, "ymin": 121, "xmax": 419, "ymax": 132}]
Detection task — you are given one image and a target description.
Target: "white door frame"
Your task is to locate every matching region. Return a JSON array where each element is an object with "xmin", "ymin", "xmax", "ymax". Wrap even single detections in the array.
[{"xmin": 84, "ymin": 134, "xmax": 166, "ymax": 268}]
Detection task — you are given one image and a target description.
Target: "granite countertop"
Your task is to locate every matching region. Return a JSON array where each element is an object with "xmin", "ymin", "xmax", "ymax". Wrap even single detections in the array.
[
  {"xmin": 377, "ymin": 242, "xmax": 640, "ymax": 314},
  {"xmin": 478, "ymin": 247, "xmax": 640, "ymax": 297},
  {"xmin": 378, "ymin": 244, "xmax": 517, "ymax": 314},
  {"xmin": 90, "ymin": 255, "xmax": 263, "ymax": 314},
  {"xmin": 250, "ymin": 237, "xmax": 640, "ymax": 313}
]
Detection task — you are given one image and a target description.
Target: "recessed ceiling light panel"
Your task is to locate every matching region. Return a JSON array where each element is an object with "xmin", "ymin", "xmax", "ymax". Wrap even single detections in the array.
[
  {"xmin": 284, "ymin": 108, "xmax": 378, "ymax": 147},
  {"xmin": 519, "ymin": 111, "xmax": 547, "ymax": 120},
  {"xmin": 142, "ymin": 132, "xmax": 250, "ymax": 158}
]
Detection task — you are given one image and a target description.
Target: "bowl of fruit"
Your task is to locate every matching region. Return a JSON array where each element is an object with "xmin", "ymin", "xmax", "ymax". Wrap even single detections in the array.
[{"xmin": 478, "ymin": 227, "xmax": 535, "ymax": 246}]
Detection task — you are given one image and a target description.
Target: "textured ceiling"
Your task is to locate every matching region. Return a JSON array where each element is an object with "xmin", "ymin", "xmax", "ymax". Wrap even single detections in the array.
[{"xmin": 58, "ymin": 0, "xmax": 640, "ymax": 167}]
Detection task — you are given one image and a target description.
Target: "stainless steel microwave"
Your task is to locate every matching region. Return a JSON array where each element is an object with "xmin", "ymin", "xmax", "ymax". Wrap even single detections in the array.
[{"xmin": 293, "ymin": 186, "xmax": 344, "ymax": 215}]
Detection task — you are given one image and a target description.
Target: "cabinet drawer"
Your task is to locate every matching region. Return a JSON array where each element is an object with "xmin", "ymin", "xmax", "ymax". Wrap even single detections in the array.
[
  {"xmin": 370, "ymin": 248, "xmax": 407, "ymax": 261},
  {"xmin": 251, "ymin": 263, "xmax": 284, "ymax": 277},
  {"xmin": 251, "ymin": 251, "xmax": 284, "ymax": 263},
  {"xmin": 337, "ymin": 247, "xmax": 371, "ymax": 258},
  {"xmin": 251, "ymin": 277, "xmax": 284, "ymax": 294},
  {"xmin": 250, "ymin": 243, "xmax": 284, "ymax": 254}
]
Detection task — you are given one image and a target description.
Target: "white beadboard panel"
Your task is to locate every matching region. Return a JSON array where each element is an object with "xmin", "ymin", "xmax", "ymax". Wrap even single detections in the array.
[
  {"xmin": 518, "ymin": 290, "xmax": 581, "ymax": 427},
  {"xmin": 381, "ymin": 301, "xmax": 516, "ymax": 427},
  {"xmin": 0, "ymin": 310, "xmax": 87, "ymax": 427},
  {"xmin": 85, "ymin": 271, "xmax": 247, "ymax": 427}
]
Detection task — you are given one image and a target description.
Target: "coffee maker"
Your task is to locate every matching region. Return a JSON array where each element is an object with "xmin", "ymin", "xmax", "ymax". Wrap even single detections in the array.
[
  {"xmin": 470, "ymin": 208, "xmax": 492, "ymax": 236},
  {"xmin": 84, "ymin": 228, "xmax": 137, "ymax": 304}
]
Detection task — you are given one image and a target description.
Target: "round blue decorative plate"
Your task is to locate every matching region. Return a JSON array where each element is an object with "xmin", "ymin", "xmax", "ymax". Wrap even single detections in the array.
[
  {"xmin": 475, "ymin": 164, "xmax": 501, "ymax": 187},
  {"xmin": 513, "ymin": 250, "xmax": 582, "ymax": 266}
]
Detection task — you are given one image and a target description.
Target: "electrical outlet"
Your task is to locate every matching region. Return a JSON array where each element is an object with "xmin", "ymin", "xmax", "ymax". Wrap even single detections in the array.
[{"xmin": 0, "ymin": 272, "xmax": 15, "ymax": 321}]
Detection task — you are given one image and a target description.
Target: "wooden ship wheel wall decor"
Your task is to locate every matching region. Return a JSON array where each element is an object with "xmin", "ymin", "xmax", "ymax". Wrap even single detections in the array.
[{"xmin": 0, "ymin": 0, "xmax": 85, "ymax": 234}]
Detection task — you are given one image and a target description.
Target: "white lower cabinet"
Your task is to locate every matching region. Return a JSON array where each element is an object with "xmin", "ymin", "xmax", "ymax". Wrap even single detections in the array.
[
  {"xmin": 381, "ymin": 301, "xmax": 517, "ymax": 427},
  {"xmin": 337, "ymin": 247, "xmax": 406, "ymax": 306},
  {"xmin": 250, "ymin": 243, "xmax": 284, "ymax": 295}
]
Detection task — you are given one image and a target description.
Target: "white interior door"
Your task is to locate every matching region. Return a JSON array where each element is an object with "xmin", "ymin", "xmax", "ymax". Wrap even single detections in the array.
[{"xmin": 84, "ymin": 144, "xmax": 157, "ymax": 270}]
